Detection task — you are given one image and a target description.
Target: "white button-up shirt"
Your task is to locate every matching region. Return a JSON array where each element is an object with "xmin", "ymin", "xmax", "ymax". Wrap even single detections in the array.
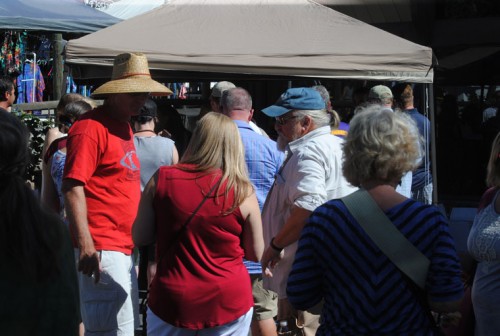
[{"xmin": 262, "ymin": 126, "xmax": 357, "ymax": 298}]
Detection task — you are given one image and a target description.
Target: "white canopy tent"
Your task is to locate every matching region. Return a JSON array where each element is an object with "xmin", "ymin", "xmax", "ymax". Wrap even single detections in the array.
[
  {"xmin": 65, "ymin": 0, "xmax": 433, "ymax": 83},
  {"xmin": 65, "ymin": 0, "xmax": 439, "ymax": 202}
]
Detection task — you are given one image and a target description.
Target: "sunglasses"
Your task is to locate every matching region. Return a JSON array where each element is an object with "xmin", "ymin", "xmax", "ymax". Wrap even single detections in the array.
[{"xmin": 275, "ymin": 114, "xmax": 298, "ymax": 125}]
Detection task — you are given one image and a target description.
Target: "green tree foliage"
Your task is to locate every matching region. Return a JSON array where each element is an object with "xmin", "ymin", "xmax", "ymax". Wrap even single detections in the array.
[{"xmin": 18, "ymin": 113, "xmax": 51, "ymax": 187}]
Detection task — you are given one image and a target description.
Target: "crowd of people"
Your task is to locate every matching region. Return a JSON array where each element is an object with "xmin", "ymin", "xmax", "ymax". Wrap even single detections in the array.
[{"xmin": 6, "ymin": 51, "xmax": 500, "ymax": 336}]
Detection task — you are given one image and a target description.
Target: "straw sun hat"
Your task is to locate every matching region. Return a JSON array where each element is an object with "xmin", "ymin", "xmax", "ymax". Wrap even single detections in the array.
[{"xmin": 91, "ymin": 52, "xmax": 172, "ymax": 98}]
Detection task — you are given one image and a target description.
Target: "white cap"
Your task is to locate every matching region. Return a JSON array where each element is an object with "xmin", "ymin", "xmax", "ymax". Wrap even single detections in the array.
[{"xmin": 210, "ymin": 81, "xmax": 236, "ymax": 98}]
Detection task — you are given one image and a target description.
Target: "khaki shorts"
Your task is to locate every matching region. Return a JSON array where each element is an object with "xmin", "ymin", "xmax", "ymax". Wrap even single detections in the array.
[
  {"xmin": 278, "ymin": 298, "xmax": 323, "ymax": 336},
  {"xmin": 250, "ymin": 274, "xmax": 278, "ymax": 321}
]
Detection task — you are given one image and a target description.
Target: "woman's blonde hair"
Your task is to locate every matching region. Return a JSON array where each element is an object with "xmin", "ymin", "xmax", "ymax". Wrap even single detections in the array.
[
  {"xmin": 486, "ymin": 133, "xmax": 500, "ymax": 187},
  {"xmin": 343, "ymin": 105, "xmax": 422, "ymax": 187},
  {"xmin": 179, "ymin": 112, "xmax": 253, "ymax": 213}
]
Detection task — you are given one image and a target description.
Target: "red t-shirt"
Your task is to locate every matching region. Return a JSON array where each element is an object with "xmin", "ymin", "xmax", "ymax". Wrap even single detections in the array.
[
  {"xmin": 148, "ymin": 165, "xmax": 253, "ymax": 329},
  {"xmin": 63, "ymin": 108, "xmax": 141, "ymax": 254}
]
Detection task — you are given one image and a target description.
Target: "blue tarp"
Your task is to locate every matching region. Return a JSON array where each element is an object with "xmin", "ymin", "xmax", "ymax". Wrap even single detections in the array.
[{"xmin": 0, "ymin": 0, "xmax": 121, "ymax": 33}]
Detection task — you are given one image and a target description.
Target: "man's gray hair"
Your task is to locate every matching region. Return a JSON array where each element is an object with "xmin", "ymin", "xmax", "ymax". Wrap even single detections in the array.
[
  {"xmin": 220, "ymin": 87, "xmax": 252, "ymax": 112},
  {"xmin": 294, "ymin": 109, "xmax": 331, "ymax": 128},
  {"xmin": 312, "ymin": 85, "xmax": 330, "ymax": 105}
]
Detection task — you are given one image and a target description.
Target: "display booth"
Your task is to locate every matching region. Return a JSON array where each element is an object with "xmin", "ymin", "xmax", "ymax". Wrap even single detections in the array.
[{"xmin": 0, "ymin": 0, "xmax": 120, "ymax": 103}]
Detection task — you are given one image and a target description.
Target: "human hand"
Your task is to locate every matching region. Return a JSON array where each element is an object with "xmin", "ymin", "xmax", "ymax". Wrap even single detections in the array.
[
  {"xmin": 261, "ymin": 246, "xmax": 284, "ymax": 278},
  {"xmin": 78, "ymin": 249, "xmax": 101, "ymax": 284}
]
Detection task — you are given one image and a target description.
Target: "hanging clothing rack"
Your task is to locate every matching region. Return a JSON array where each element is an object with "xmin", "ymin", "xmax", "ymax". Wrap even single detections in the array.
[{"xmin": 20, "ymin": 51, "xmax": 37, "ymax": 103}]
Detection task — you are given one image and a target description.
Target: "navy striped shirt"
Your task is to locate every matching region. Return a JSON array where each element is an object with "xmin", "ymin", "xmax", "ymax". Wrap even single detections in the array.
[{"xmin": 287, "ymin": 199, "xmax": 463, "ymax": 335}]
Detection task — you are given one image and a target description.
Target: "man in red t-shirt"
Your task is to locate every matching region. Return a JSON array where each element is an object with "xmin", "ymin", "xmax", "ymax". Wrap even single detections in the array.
[{"xmin": 62, "ymin": 52, "xmax": 171, "ymax": 335}]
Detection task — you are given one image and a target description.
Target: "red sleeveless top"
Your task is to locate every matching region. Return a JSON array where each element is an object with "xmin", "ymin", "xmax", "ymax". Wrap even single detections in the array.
[{"xmin": 148, "ymin": 165, "xmax": 253, "ymax": 329}]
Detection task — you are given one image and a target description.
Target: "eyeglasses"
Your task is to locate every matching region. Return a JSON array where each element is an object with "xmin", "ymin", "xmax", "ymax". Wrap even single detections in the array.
[{"xmin": 275, "ymin": 114, "xmax": 298, "ymax": 125}]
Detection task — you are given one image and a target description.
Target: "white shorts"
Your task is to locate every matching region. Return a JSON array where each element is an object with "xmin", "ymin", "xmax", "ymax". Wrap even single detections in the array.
[
  {"xmin": 76, "ymin": 250, "xmax": 139, "ymax": 336},
  {"xmin": 146, "ymin": 307, "xmax": 253, "ymax": 336}
]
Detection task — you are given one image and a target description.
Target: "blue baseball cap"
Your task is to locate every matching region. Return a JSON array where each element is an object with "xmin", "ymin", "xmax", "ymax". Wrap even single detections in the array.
[{"xmin": 262, "ymin": 87, "xmax": 326, "ymax": 117}]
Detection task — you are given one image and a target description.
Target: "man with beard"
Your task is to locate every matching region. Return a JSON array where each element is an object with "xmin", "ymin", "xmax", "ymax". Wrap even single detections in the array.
[{"xmin": 260, "ymin": 87, "xmax": 357, "ymax": 335}]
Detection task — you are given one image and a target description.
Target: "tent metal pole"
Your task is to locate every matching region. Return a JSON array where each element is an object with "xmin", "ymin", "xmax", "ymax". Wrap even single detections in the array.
[
  {"xmin": 52, "ymin": 33, "xmax": 64, "ymax": 101},
  {"xmin": 426, "ymin": 83, "xmax": 438, "ymax": 204}
]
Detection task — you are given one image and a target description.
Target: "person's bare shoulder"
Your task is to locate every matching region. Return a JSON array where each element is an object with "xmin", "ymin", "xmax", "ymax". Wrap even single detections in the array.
[
  {"xmin": 42, "ymin": 127, "xmax": 65, "ymax": 158},
  {"xmin": 46, "ymin": 127, "xmax": 65, "ymax": 143}
]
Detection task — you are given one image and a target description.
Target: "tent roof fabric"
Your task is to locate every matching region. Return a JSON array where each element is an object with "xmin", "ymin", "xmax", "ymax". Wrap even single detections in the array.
[
  {"xmin": 0, "ymin": 0, "xmax": 121, "ymax": 33},
  {"xmin": 94, "ymin": 0, "xmax": 166, "ymax": 20},
  {"xmin": 65, "ymin": 0, "xmax": 433, "ymax": 83}
]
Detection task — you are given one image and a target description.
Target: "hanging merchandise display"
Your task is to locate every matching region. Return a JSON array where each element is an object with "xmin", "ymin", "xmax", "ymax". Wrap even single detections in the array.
[
  {"xmin": 66, "ymin": 75, "xmax": 77, "ymax": 93},
  {"xmin": 11, "ymin": 31, "xmax": 60, "ymax": 102},
  {"xmin": 65, "ymin": 74, "xmax": 93, "ymax": 97},
  {"xmin": 1, "ymin": 31, "xmax": 52, "ymax": 102},
  {"xmin": 17, "ymin": 57, "xmax": 45, "ymax": 103},
  {"xmin": 37, "ymin": 35, "xmax": 51, "ymax": 65},
  {"xmin": 163, "ymin": 82, "xmax": 203, "ymax": 100},
  {"xmin": 0, "ymin": 31, "xmax": 26, "ymax": 77}
]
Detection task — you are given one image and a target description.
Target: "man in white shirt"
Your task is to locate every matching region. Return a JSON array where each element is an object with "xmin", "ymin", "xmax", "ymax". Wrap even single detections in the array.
[{"xmin": 261, "ymin": 87, "xmax": 356, "ymax": 335}]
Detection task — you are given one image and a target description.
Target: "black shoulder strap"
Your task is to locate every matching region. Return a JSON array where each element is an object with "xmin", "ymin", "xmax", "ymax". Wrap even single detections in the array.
[
  {"xmin": 157, "ymin": 175, "xmax": 222, "ymax": 267},
  {"xmin": 171, "ymin": 176, "xmax": 222, "ymax": 246}
]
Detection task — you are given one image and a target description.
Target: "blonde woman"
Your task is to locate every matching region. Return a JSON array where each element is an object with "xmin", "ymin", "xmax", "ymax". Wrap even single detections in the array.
[
  {"xmin": 133, "ymin": 112, "xmax": 264, "ymax": 335},
  {"xmin": 288, "ymin": 106, "xmax": 463, "ymax": 335}
]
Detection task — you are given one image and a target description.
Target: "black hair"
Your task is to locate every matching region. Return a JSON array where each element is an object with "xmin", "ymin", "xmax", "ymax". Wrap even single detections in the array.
[
  {"xmin": 133, "ymin": 99, "xmax": 157, "ymax": 125},
  {"xmin": 132, "ymin": 115, "xmax": 155, "ymax": 125},
  {"xmin": 0, "ymin": 108, "xmax": 63, "ymax": 282},
  {"xmin": 0, "ymin": 76, "xmax": 14, "ymax": 102}
]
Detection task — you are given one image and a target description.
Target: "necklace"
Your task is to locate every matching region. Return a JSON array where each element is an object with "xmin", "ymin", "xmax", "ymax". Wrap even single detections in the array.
[{"xmin": 134, "ymin": 129, "xmax": 155, "ymax": 134}]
